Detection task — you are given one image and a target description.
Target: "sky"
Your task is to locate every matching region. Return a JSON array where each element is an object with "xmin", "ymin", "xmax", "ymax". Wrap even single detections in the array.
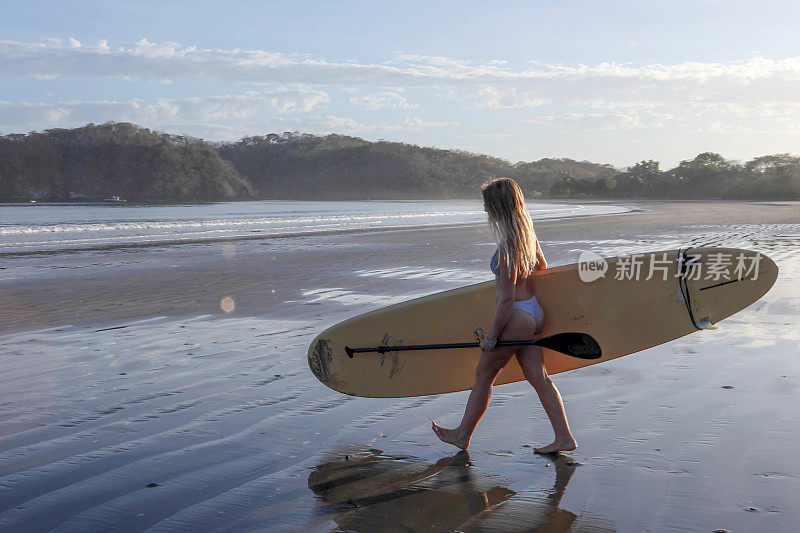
[{"xmin": 2, "ymin": 0, "xmax": 800, "ymax": 168}]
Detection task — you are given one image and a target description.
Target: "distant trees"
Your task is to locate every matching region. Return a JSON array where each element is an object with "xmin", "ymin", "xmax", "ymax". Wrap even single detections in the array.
[
  {"xmin": 0, "ymin": 122, "xmax": 255, "ymax": 202},
  {"xmin": 217, "ymin": 132, "xmax": 577, "ymax": 200},
  {"xmin": 552, "ymin": 152, "xmax": 800, "ymax": 199},
  {"xmin": 739, "ymin": 154, "xmax": 800, "ymax": 198},
  {"xmin": 1, "ymin": 123, "xmax": 799, "ymax": 202}
]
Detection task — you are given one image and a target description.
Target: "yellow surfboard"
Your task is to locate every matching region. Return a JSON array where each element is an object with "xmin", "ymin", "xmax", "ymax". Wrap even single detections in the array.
[{"xmin": 308, "ymin": 247, "xmax": 778, "ymax": 398}]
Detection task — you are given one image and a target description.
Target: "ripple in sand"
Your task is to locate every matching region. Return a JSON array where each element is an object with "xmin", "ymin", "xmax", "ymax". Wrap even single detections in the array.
[
  {"xmin": 355, "ymin": 265, "xmax": 487, "ymax": 283},
  {"xmin": 293, "ymin": 286, "xmax": 432, "ymax": 306},
  {"xmin": 0, "ymin": 314, "xmax": 322, "ymax": 524}
]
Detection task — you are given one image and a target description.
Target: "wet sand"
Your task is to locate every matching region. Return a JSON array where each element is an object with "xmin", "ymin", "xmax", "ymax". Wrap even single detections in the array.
[{"xmin": 1, "ymin": 200, "xmax": 799, "ymax": 531}]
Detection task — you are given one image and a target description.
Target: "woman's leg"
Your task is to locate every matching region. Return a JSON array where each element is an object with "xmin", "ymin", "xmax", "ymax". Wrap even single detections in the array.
[
  {"xmin": 432, "ymin": 346, "xmax": 516, "ymax": 450},
  {"xmin": 516, "ymin": 344, "xmax": 577, "ymax": 453}
]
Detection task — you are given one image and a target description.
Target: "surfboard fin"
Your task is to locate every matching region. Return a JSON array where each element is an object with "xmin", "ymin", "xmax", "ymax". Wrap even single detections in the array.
[{"xmin": 695, "ymin": 316, "xmax": 718, "ymax": 330}]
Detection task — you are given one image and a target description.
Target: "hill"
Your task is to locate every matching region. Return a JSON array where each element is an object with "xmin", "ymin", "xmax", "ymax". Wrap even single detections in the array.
[
  {"xmin": 0, "ymin": 123, "xmax": 256, "ymax": 202},
  {"xmin": 216, "ymin": 132, "xmax": 615, "ymax": 200},
  {"xmin": 2, "ymin": 123, "xmax": 798, "ymax": 202}
]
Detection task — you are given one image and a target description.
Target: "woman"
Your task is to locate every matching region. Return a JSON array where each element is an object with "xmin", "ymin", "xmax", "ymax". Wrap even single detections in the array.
[{"xmin": 432, "ymin": 178, "xmax": 577, "ymax": 454}]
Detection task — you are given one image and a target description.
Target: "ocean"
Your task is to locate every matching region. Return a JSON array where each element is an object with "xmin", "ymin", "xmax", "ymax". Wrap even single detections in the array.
[{"xmin": 0, "ymin": 200, "xmax": 635, "ymax": 254}]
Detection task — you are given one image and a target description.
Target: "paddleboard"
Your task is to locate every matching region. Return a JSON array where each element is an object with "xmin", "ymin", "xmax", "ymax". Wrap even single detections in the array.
[{"xmin": 308, "ymin": 247, "xmax": 778, "ymax": 398}]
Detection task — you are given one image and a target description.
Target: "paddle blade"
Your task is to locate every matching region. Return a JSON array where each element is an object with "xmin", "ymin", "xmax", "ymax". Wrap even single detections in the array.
[{"xmin": 537, "ymin": 332, "xmax": 602, "ymax": 360}]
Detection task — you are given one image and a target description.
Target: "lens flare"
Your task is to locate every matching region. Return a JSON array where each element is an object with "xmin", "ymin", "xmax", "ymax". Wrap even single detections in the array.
[{"xmin": 220, "ymin": 296, "xmax": 235, "ymax": 313}]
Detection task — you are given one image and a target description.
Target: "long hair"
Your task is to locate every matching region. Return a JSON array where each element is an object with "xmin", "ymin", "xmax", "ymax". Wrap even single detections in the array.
[{"xmin": 481, "ymin": 178, "xmax": 539, "ymax": 280}]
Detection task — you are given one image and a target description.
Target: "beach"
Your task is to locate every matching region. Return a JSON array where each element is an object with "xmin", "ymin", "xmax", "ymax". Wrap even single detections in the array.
[{"xmin": 1, "ymin": 199, "xmax": 800, "ymax": 531}]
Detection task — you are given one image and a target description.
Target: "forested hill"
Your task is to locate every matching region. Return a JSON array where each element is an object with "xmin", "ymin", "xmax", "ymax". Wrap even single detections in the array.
[
  {"xmin": 217, "ymin": 132, "xmax": 615, "ymax": 200},
  {"xmin": 0, "ymin": 123, "xmax": 613, "ymax": 202},
  {"xmin": 0, "ymin": 123, "xmax": 256, "ymax": 202},
  {"xmin": 2, "ymin": 123, "xmax": 799, "ymax": 202}
]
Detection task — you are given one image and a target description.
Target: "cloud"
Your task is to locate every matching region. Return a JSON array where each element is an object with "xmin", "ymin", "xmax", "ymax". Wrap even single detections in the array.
[
  {"xmin": 0, "ymin": 89, "xmax": 329, "ymax": 131},
  {"xmin": 783, "ymin": 122, "xmax": 800, "ymax": 134},
  {"xmin": 707, "ymin": 121, "xmax": 751, "ymax": 134},
  {"xmin": 5, "ymin": 38, "xmax": 800, "ymax": 98},
  {"xmin": 523, "ymin": 112, "xmax": 664, "ymax": 131},
  {"xmin": 349, "ymin": 91, "xmax": 417, "ymax": 110},
  {"xmin": 453, "ymin": 86, "xmax": 546, "ymax": 109},
  {"xmin": 454, "ymin": 133, "xmax": 515, "ymax": 140},
  {"xmin": 0, "ymin": 38, "xmax": 431, "ymax": 86},
  {"xmin": 4, "ymin": 38, "xmax": 800, "ymax": 140},
  {"xmin": 320, "ymin": 115, "xmax": 457, "ymax": 133}
]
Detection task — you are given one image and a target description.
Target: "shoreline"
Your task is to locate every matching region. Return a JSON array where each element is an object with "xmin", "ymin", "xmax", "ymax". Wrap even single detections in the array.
[
  {"xmin": 0, "ymin": 197, "xmax": 635, "ymax": 257},
  {"xmin": 7, "ymin": 196, "xmax": 800, "ymax": 205}
]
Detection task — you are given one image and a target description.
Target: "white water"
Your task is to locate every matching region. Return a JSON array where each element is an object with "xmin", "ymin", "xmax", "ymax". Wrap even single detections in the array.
[{"xmin": 0, "ymin": 200, "xmax": 636, "ymax": 253}]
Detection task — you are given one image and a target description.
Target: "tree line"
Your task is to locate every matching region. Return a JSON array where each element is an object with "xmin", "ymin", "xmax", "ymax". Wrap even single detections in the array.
[
  {"xmin": 216, "ymin": 132, "xmax": 617, "ymax": 200},
  {"xmin": 550, "ymin": 152, "xmax": 800, "ymax": 199},
  {"xmin": 1, "ymin": 122, "xmax": 798, "ymax": 202},
  {"xmin": 0, "ymin": 123, "xmax": 255, "ymax": 202}
]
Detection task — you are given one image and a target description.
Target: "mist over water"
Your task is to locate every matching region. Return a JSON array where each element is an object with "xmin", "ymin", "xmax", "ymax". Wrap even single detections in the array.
[{"xmin": 0, "ymin": 200, "xmax": 635, "ymax": 254}]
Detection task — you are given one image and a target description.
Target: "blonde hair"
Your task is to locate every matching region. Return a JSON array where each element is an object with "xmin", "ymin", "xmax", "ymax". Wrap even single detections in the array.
[{"xmin": 481, "ymin": 178, "xmax": 539, "ymax": 280}]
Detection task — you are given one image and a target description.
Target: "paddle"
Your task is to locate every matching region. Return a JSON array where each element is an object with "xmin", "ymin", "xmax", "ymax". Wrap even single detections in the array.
[{"xmin": 345, "ymin": 331, "xmax": 602, "ymax": 360}]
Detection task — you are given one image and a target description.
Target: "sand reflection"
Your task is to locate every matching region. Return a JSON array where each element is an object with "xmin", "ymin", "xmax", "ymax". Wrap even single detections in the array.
[{"xmin": 308, "ymin": 445, "xmax": 614, "ymax": 532}]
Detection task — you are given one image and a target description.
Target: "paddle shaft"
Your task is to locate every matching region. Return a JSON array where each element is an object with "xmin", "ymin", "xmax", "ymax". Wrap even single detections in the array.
[
  {"xmin": 347, "ymin": 339, "xmax": 543, "ymax": 357},
  {"xmin": 344, "ymin": 331, "xmax": 602, "ymax": 360}
]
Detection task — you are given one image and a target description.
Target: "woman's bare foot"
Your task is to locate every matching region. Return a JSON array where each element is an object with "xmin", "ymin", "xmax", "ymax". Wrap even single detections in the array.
[
  {"xmin": 431, "ymin": 421, "xmax": 470, "ymax": 450},
  {"xmin": 534, "ymin": 438, "xmax": 577, "ymax": 455}
]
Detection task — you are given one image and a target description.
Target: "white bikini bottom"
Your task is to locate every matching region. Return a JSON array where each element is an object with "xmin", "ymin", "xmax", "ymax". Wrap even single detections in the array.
[{"xmin": 512, "ymin": 295, "xmax": 542, "ymax": 323}]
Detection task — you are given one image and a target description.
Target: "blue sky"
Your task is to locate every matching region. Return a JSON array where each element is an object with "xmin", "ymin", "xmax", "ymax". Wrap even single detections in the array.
[{"xmin": 2, "ymin": 0, "xmax": 800, "ymax": 167}]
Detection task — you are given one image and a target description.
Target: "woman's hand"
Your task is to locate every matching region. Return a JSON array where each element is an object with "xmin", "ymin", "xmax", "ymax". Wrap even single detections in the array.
[
  {"xmin": 480, "ymin": 335, "xmax": 497, "ymax": 351},
  {"xmin": 475, "ymin": 326, "xmax": 497, "ymax": 351}
]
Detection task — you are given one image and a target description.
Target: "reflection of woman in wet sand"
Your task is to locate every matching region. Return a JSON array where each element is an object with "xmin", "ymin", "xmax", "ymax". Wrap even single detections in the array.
[
  {"xmin": 307, "ymin": 446, "xmax": 607, "ymax": 532},
  {"xmin": 432, "ymin": 178, "xmax": 577, "ymax": 454}
]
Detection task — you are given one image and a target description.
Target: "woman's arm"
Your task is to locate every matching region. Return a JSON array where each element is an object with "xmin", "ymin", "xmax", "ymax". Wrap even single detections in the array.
[
  {"xmin": 535, "ymin": 240, "xmax": 548, "ymax": 271},
  {"xmin": 485, "ymin": 251, "xmax": 515, "ymax": 348}
]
